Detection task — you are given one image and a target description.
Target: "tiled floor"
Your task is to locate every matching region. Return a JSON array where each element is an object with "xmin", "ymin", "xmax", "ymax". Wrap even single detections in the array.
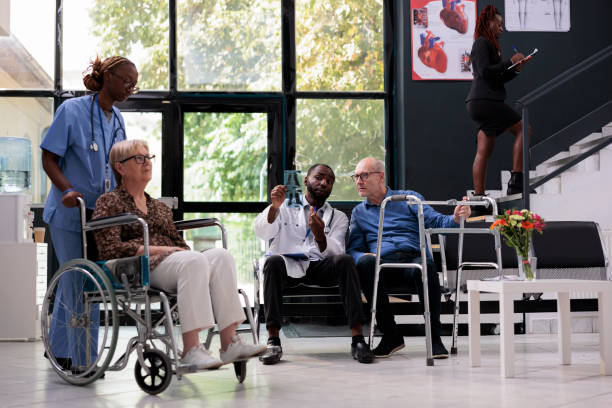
[{"xmin": 2, "ymin": 329, "xmax": 612, "ymax": 407}]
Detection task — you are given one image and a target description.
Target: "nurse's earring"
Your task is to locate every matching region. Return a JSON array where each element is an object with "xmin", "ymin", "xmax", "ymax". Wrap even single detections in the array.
[{"xmin": 90, "ymin": 141, "xmax": 99, "ymax": 152}]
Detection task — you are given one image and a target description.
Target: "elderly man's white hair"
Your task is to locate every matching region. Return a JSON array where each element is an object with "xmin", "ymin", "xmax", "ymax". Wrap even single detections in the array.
[{"xmin": 357, "ymin": 157, "xmax": 385, "ymax": 172}]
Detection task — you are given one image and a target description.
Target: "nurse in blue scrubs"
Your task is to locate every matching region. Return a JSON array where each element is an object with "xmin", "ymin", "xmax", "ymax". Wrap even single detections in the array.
[{"xmin": 41, "ymin": 55, "xmax": 138, "ymax": 368}]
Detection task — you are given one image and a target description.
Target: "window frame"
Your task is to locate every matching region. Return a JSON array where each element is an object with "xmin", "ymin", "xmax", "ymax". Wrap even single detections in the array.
[{"xmin": 0, "ymin": 0, "xmax": 396, "ymax": 211}]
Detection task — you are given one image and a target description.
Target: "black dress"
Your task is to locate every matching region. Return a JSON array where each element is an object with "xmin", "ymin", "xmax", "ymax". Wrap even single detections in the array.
[{"xmin": 466, "ymin": 37, "xmax": 521, "ymax": 137}]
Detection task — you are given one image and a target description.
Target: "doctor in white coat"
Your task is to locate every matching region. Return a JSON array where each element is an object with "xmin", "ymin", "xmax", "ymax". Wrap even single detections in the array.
[{"xmin": 254, "ymin": 164, "xmax": 374, "ymax": 365}]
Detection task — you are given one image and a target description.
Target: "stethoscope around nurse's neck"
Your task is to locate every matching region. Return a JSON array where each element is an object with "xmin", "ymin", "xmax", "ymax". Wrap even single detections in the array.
[{"xmin": 89, "ymin": 93, "xmax": 126, "ymax": 152}]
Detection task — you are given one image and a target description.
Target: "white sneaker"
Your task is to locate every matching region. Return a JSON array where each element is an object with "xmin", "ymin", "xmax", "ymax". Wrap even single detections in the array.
[
  {"xmin": 181, "ymin": 345, "xmax": 223, "ymax": 369},
  {"xmin": 219, "ymin": 336, "xmax": 267, "ymax": 364}
]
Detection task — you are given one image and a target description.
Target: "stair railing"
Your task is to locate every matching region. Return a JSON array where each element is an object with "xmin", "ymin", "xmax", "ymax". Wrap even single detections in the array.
[{"xmin": 515, "ymin": 44, "xmax": 612, "ymax": 209}]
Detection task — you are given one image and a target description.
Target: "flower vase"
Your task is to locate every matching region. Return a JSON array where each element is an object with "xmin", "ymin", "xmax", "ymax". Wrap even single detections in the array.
[{"xmin": 517, "ymin": 252, "xmax": 536, "ymax": 281}]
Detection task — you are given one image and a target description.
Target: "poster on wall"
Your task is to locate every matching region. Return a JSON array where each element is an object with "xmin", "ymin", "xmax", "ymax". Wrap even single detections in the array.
[
  {"xmin": 505, "ymin": 0, "xmax": 571, "ymax": 32},
  {"xmin": 410, "ymin": 0, "xmax": 477, "ymax": 80}
]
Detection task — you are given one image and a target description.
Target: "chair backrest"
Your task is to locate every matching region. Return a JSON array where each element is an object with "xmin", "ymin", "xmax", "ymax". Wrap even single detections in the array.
[
  {"xmin": 442, "ymin": 221, "xmax": 517, "ymax": 270},
  {"xmin": 533, "ymin": 221, "xmax": 607, "ymax": 268}
]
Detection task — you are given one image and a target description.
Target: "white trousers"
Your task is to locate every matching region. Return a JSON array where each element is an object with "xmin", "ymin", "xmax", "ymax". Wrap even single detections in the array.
[{"xmin": 151, "ymin": 248, "xmax": 246, "ymax": 333}]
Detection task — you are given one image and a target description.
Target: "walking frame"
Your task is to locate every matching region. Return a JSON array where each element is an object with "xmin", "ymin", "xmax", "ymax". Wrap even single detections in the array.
[{"xmin": 369, "ymin": 194, "xmax": 501, "ymax": 366}]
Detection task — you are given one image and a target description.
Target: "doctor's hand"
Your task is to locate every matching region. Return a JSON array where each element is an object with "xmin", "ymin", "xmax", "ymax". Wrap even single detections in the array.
[
  {"xmin": 270, "ymin": 185, "xmax": 287, "ymax": 209},
  {"xmin": 308, "ymin": 206, "xmax": 326, "ymax": 241},
  {"xmin": 61, "ymin": 190, "xmax": 83, "ymax": 208},
  {"xmin": 453, "ymin": 196, "xmax": 471, "ymax": 223}
]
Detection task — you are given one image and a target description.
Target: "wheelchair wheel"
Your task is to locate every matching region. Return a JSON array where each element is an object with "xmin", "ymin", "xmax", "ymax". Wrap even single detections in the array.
[
  {"xmin": 41, "ymin": 259, "xmax": 118, "ymax": 386},
  {"xmin": 134, "ymin": 349, "xmax": 173, "ymax": 395},
  {"xmin": 234, "ymin": 360, "xmax": 247, "ymax": 383}
]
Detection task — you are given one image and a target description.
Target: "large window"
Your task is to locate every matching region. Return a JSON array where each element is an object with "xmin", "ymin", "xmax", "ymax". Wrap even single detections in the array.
[
  {"xmin": 0, "ymin": 97, "xmax": 53, "ymax": 203},
  {"xmin": 183, "ymin": 112, "xmax": 268, "ymax": 202},
  {"xmin": 177, "ymin": 0, "xmax": 282, "ymax": 91},
  {"xmin": 296, "ymin": 99, "xmax": 384, "ymax": 201},
  {"xmin": 122, "ymin": 112, "xmax": 163, "ymax": 198},
  {"xmin": 296, "ymin": 0, "xmax": 384, "ymax": 91},
  {"xmin": 0, "ymin": 1, "xmax": 54, "ymax": 89},
  {"xmin": 63, "ymin": 0, "xmax": 169, "ymax": 90},
  {"xmin": 183, "ymin": 212, "xmax": 263, "ymax": 295},
  {"xmin": 1, "ymin": 2, "xmax": 391, "ymax": 292}
]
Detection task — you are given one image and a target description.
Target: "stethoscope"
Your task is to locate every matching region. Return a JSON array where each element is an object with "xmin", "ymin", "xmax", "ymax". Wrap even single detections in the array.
[{"xmin": 89, "ymin": 93, "xmax": 126, "ymax": 152}]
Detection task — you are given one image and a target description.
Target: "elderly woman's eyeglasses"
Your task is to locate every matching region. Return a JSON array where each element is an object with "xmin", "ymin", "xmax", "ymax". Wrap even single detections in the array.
[
  {"xmin": 350, "ymin": 172, "xmax": 381, "ymax": 182},
  {"xmin": 110, "ymin": 71, "xmax": 139, "ymax": 94},
  {"xmin": 120, "ymin": 154, "xmax": 155, "ymax": 164}
]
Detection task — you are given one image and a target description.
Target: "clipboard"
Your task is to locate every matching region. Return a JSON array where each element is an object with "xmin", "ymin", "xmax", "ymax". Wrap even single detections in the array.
[{"xmin": 508, "ymin": 48, "xmax": 538, "ymax": 70}]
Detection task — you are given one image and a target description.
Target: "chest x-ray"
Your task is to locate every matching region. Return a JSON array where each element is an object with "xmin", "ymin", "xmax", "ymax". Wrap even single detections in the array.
[{"xmin": 284, "ymin": 170, "xmax": 303, "ymax": 208}]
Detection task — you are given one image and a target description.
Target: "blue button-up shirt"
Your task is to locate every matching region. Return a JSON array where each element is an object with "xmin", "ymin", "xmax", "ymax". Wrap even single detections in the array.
[{"xmin": 347, "ymin": 188, "xmax": 458, "ymax": 263}]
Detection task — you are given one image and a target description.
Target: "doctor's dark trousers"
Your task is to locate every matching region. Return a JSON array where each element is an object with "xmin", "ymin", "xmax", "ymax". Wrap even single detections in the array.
[{"xmin": 263, "ymin": 254, "xmax": 366, "ymax": 330}]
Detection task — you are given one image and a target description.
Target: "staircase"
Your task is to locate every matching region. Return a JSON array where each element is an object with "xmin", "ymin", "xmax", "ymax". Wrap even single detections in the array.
[{"xmin": 477, "ymin": 121, "xmax": 612, "ymax": 258}]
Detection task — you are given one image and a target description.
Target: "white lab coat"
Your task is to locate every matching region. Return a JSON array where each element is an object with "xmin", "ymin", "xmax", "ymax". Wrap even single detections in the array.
[{"xmin": 254, "ymin": 199, "xmax": 348, "ymax": 278}]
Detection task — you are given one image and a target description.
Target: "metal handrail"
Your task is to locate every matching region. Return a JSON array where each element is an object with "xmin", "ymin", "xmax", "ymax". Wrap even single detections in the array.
[
  {"xmin": 515, "ymin": 44, "xmax": 612, "ymax": 209},
  {"xmin": 517, "ymin": 44, "xmax": 612, "ymax": 106}
]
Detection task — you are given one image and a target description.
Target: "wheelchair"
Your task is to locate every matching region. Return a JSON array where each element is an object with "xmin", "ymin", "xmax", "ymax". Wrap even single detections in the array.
[{"xmin": 41, "ymin": 198, "xmax": 260, "ymax": 394}]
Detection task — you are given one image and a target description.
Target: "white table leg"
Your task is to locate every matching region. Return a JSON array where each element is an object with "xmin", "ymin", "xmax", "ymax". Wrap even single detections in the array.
[
  {"xmin": 598, "ymin": 291, "xmax": 612, "ymax": 375},
  {"xmin": 468, "ymin": 289, "xmax": 481, "ymax": 367},
  {"xmin": 499, "ymin": 291, "xmax": 515, "ymax": 378},
  {"xmin": 557, "ymin": 291, "xmax": 571, "ymax": 365}
]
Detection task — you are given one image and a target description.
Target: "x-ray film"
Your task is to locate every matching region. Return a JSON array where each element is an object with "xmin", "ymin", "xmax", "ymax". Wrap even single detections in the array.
[{"xmin": 284, "ymin": 170, "xmax": 303, "ymax": 208}]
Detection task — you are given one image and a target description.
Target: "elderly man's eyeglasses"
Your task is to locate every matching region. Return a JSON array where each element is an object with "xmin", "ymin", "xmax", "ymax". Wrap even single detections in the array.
[
  {"xmin": 110, "ymin": 71, "xmax": 139, "ymax": 94},
  {"xmin": 120, "ymin": 154, "xmax": 155, "ymax": 164},
  {"xmin": 350, "ymin": 172, "xmax": 381, "ymax": 182}
]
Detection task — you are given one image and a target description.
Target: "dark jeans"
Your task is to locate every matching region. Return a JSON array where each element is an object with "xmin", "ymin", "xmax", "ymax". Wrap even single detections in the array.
[
  {"xmin": 263, "ymin": 254, "xmax": 365, "ymax": 330},
  {"xmin": 356, "ymin": 252, "xmax": 442, "ymax": 341}
]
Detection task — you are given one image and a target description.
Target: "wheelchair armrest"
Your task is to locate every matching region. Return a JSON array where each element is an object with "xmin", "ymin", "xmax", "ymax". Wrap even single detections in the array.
[
  {"xmin": 174, "ymin": 218, "xmax": 220, "ymax": 231},
  {"xmin": 174, "ymin": 218, "xmax": 228, "ymax": 249},
  {"xmin": 85, "ymin": 213, "xmax": 142, "ymax": 231}
]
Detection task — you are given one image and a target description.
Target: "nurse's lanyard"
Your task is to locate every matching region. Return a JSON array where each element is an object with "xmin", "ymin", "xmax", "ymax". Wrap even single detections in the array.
[{"xmin": 89, "ymin": 94, "xmax": 125, "ymax": 192}]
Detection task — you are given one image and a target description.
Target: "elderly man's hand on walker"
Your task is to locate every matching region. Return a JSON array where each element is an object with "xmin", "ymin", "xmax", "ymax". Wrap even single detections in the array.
[{"xmin": 453, "ymin": 196, "xmax": 472, "ymax": 223}]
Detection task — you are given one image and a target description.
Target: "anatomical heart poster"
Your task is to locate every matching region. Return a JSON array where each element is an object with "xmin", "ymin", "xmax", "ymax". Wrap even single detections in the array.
[{"xmin": 410, "ymin": 0, "xmax": 476, "ymax": 80}]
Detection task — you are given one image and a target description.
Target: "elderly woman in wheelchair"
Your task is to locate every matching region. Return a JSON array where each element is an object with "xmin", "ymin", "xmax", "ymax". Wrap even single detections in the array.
[{"xmin": 42, "ymin": 139, "xmax": 264, "ymax": 394}]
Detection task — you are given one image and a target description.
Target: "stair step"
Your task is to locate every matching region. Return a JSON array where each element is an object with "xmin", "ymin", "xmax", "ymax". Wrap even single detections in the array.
[{"xmin": 575, "ymin": 132, "xmax": 604, "ymax": 147}]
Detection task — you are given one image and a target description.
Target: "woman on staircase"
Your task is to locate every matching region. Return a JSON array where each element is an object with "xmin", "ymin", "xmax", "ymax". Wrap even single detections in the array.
[{"xmin": 466, "ymin": 5, "xmax": 532, "ymax": 200}]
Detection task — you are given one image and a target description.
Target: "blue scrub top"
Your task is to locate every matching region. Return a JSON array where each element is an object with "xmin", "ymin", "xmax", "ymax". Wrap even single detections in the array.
[{"xmin": 41, "ymin": 94, "xmax": 126, "ymax": 232}]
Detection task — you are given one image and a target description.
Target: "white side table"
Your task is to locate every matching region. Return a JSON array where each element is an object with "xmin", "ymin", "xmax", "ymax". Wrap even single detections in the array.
[
  {"xmin": 0, "ymin": 242, "xmax": 47, "ymax": 341},
  {"xmin": 467, "ymin": 279, "xmax": 612, "ymax": 378}
]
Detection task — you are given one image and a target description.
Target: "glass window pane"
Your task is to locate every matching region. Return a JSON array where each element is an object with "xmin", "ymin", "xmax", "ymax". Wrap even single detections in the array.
[
  {"xmin": 182, "ymin": 212, "xmax": 263, "ymax": 298},
  {"xmin": 0, "ymin": 1, "xmax": 54, "ymax": 89},
  {"xmin": 121, "ymin": 112, "xmax": 162, "ymax": 198},
  {"xmin": 296, "ymin": 0, "xmax": 383, "ymax": 91},
  {"xmin": 0, "ymin": 97, "xmax": 53, "ymax": 203},
  {"xmin": 177, "ymin": 0, "xmax": 281, "ymax": 91},
  {"xmin": 183, "ymin": 112, "xmax": 267, "ymax": 202},
  {"xmin": 296, "ymin": 99, "xmax": 384, "ymax": 201},
  {"xmin": 62, "ymin": 0, "xmax": 169, "ymax": 90}
]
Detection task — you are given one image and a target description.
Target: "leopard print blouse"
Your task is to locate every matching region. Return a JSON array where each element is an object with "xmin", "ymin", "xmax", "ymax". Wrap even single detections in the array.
[{"xmin": 92, "ymin": 186, "xmax": 189, "ymax": 270}]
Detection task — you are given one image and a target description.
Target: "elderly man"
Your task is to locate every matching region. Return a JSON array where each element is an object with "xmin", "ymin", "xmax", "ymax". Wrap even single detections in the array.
[
  {"xmin": 254, "ymin": 164, "xmax": 374, "ymax": 364},
  {"xmin": 347, "ymin": 158, "xmax": 470, "ymax": 359}
]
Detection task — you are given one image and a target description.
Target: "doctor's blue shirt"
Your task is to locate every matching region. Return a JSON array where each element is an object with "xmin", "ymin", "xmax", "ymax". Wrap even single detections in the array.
[
  {"xmin": 347, "ymin": 188, "xmax": 458, "ymax": 263},
  {"xmin": 41, "ymin": 95, "xmax": 126, "ymax": 232}
]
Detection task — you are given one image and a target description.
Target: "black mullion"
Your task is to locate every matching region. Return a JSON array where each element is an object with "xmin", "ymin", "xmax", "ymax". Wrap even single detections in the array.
[
  {"xmin": 54, "ymin": 0, "xmax": 63, "ymax": 112},
  {"xmin": 296, "ymin": 91, "xmax": 386, "ymax": 99},
  {"xmin": 0, "ymin": 90, "xmax": 56, "ymax": 98},
  {"xmin": 183, "ymin": 202, "xmax": 268, "ymax": 214},
  {"xmin": 282, "ymin": 0, "xmax": 296, "ymax": 171},
  {"xmin": 383, "ymin": 0, "xmax": 396, "ymax": 188},
  {"xmin": 167, "ymin": 101, "xmax": 184, "ymax": 220},
  {"xmin": 169, "ymin": 0, "xmax": 177, "ymax": 94}
]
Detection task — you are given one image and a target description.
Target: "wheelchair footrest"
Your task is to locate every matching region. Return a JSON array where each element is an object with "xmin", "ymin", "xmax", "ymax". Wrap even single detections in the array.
[{"xmin": 175, "ymin": 363, "xmax": 198, "ymax": 375}]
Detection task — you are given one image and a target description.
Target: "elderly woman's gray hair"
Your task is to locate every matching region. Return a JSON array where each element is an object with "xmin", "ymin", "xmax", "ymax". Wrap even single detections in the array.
[{"xmin": 109, "ymin": 139, "xmax": 149, "ymax": 185}]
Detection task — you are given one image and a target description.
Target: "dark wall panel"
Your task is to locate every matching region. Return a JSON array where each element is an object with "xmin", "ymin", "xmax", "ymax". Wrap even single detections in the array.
[{"xmin": 398, "ymin": 0, "xmax": 612, "ymax": 200}]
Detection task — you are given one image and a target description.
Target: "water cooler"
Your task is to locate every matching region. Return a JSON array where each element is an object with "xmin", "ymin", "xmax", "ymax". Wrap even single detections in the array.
[{"xmin": 0, "ymin": 137, "xmax": 47, "ymax": 340}]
